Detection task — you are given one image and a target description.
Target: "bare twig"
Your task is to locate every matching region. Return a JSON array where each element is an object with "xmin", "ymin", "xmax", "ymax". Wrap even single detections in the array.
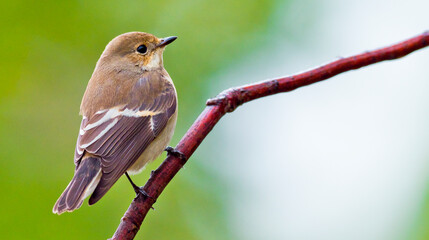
[{"xmin": 111, "ymin": 32, "xmax": 429, "ymax": 239}]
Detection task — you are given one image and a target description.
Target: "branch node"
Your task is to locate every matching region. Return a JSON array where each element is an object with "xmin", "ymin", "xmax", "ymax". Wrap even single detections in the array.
[{"xmin": 206, "ymin": 88, "xmax": 247, "ymax": 113}]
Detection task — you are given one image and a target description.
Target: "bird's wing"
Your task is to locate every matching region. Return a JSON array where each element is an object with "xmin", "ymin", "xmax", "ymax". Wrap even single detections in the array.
[{"xmin": 73, "ymin": 73, "xmax": 176, "ymax": 204}]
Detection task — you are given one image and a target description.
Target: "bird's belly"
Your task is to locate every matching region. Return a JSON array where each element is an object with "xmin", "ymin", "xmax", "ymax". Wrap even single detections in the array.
[{"xmin": 127, "ymin": 111, "xmax": 178, "ymax": 175}]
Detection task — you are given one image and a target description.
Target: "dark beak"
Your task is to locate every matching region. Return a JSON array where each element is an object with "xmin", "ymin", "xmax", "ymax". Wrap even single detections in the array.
[{"xmin": 157, "ymin": 36, "xmax": 177, "ymax": 48}]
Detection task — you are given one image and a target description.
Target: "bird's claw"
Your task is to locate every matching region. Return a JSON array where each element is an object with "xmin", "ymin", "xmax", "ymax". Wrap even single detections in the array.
[
  {"xmin": 165, "ymin": 146, "xmax": 187, "ymax": 161},
  {"xmin": 133, "ymin": 186, "xmax": 151, "ymax": 199}
]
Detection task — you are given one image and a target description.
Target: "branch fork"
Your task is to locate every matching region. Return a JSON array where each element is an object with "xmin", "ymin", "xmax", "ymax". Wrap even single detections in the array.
[{"xmin": 207, "ymin": 87, "xmax": 249, "ymax": 113}]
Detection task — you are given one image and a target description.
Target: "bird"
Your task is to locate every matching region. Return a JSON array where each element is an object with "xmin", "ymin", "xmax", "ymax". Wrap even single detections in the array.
[{"xmin": 53, "ymin": 32, "xmax": 181, "ymax": 214}]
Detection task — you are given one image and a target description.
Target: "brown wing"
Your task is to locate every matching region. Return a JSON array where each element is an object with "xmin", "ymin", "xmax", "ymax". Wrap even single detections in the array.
[{"xmin": 74, "ymin": 72, "xmax": 176, "ymax": 204}]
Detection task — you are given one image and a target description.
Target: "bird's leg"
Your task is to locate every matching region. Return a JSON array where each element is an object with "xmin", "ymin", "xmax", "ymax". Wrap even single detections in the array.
[
  {"xmin": 164, "ymin": 146, "xmax": 187, "ymax": 161},
  {"xmin": 125, "ymin": 172, "xmax": 150, "ymax": 198}
]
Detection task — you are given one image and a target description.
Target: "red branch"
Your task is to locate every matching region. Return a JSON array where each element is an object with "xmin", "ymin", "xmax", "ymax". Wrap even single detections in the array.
[{"xmin": 111, "ymin": 32, "xmax": 429, "ymax": 239}]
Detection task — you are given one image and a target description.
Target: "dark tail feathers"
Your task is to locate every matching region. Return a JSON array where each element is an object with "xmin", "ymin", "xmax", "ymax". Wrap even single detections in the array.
[{"xmin": 53, "ymin": 157, "xmax": 101, "ymax": 215}]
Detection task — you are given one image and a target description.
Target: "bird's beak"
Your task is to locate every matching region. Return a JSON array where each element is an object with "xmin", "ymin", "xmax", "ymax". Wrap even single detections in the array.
[{"xmin": 157, "ymin": 36, "xmax": 177, "ymax": 48}]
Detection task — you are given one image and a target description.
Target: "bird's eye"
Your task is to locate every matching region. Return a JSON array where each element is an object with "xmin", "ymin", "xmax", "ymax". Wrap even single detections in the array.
[{"xmin": 137, "ymin": 44, "xmax": 148, "ymax": 54}]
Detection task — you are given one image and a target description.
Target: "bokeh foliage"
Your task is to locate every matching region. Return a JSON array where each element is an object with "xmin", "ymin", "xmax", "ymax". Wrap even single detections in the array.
[{"xmin": 0, "ymin": 0, "xmax": 277, "ymax": 239}]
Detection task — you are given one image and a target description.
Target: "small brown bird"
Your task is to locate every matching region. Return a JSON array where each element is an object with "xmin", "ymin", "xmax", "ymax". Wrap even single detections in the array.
[{"xmin": 53, "ymin": 32, "xmax": 179, "ymax": 214}]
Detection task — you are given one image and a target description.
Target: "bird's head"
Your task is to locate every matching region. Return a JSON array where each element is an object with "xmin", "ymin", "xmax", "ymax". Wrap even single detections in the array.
[{"xmin": 99, "ymin": 32, "xmax": 177, "ymax": 72}]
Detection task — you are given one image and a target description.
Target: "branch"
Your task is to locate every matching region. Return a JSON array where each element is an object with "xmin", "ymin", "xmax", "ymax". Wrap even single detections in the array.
[{"xmin": 111, "ymin": 32, "xmax": 429, "ymax": 239}]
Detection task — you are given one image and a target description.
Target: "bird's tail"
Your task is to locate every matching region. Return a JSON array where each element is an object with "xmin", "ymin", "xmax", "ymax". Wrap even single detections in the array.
[{"xmin": 53, "ymin": 156, "xmax": 102, "ymax": 215}]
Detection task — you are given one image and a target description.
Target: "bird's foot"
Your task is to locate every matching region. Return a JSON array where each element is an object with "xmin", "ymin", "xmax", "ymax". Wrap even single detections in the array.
[
  {"xmin": 134, "ymin": 186, "xmax": 155, "ymax": 209},
  {"xmin": 134, "ymin": 186, "xmax": 151, "ymax": 199},
  {"xmin": 125, "ymin": 172, "xmax": 151, "ymax": 199},
  {"xmin": 165, "ymin": 146, "xmax": 187, "ymax": 161}
]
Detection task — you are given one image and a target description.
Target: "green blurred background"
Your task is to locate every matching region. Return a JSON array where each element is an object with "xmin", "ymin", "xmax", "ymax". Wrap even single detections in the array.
[{"xmin": 0, "ymin": 0, "xmax": 428, "ymax": 239}]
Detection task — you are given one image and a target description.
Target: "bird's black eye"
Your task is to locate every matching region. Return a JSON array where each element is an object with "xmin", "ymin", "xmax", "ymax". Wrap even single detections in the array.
[{"xmin": 137, "ymin": 44, "xmax": 147, "ymax": 54}]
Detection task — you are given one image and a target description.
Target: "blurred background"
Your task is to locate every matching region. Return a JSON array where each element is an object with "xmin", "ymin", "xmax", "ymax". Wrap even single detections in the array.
[{"xmin": 0, "ymin": 0, "xmax": 428, "ymax": 239}]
